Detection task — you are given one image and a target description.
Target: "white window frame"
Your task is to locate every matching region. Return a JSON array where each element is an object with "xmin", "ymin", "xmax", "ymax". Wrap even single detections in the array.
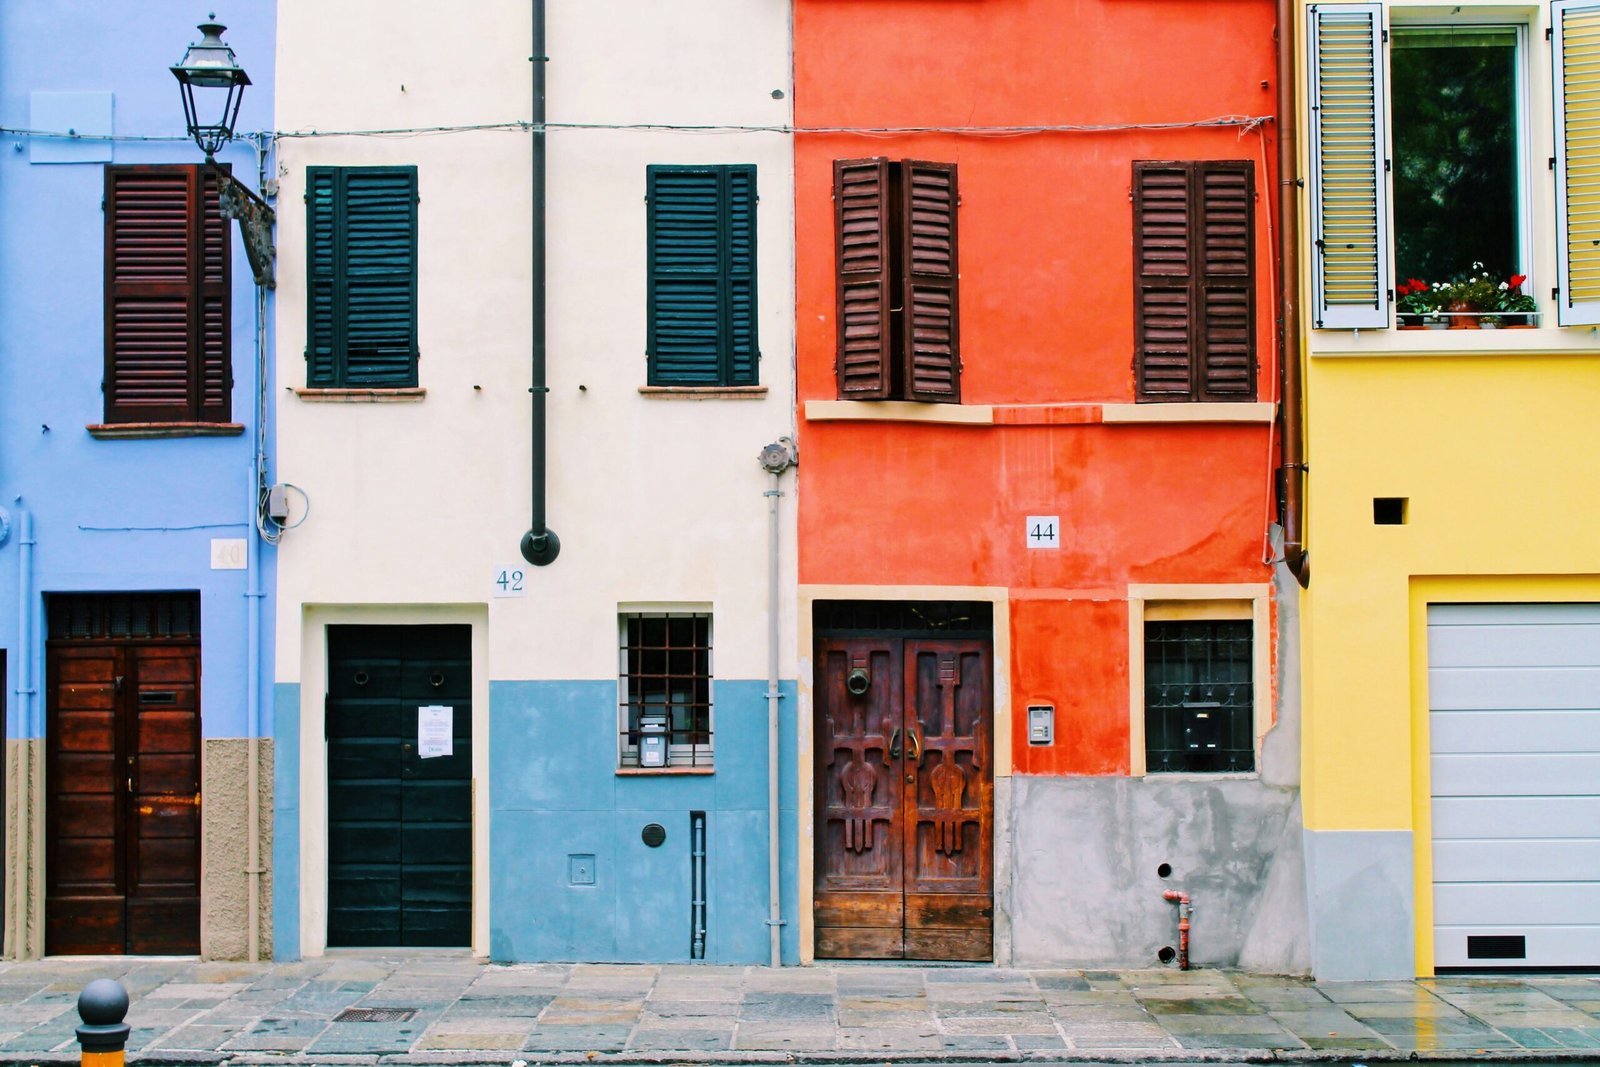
[
  {"xmin": 1308, "ymin": 3, "xmax": 1544, "ymax": 329},
  {"xmin": 617, "ymin": 608, "xmax": 716, "ymax": 773},
  {"xmin": 1389, "ymin": 16, "xmax": 1535, "ymax": 314}
]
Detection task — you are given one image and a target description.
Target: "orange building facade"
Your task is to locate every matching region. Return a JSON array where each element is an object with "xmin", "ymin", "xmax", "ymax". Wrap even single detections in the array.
[{"xmin": 793, "ymin": 0, "xmax": 1309, "ymax": 968}]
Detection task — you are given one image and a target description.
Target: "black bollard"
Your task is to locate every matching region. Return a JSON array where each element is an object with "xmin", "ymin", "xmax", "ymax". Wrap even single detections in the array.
[{"xmin": 76, "ymin": 978, "xmax": 130, "ymax": 1067}]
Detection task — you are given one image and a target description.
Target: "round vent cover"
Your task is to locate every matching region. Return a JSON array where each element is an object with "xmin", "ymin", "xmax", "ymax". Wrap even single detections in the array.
[{"xmin": 641, "ymin": 823, "xmax": 667, "ymax": 848}]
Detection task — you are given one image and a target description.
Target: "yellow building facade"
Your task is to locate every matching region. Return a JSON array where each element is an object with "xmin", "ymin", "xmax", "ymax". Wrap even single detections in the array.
[{"xmin": 1298, "ymin": 0, "xmax": 1600, "ymax": 978}]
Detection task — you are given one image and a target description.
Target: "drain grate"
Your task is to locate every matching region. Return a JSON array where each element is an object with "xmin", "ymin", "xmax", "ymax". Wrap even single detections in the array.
[{"xmin": 334, "ymin": 1007, "xmax": 417, "ymax": 1023}]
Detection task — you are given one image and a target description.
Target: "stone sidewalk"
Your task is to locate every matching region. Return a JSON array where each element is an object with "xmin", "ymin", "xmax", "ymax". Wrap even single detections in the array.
[{"xmin": 0, "ymin": 954, "xmax": 1595, "ymax": 1065}]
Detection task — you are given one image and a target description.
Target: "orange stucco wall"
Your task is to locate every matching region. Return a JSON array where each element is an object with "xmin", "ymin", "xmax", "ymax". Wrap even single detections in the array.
[{"xmin": 795, "ymin": 0, "xmax": 1281, "ymax": 775}]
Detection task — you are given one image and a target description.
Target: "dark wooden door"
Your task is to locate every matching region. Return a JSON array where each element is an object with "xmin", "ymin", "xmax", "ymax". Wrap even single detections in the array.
[
  {"xmin": 814, "ymin": 636, "xmax": 993, "ymax": 960},
  {"xmin": 327, "ymin": 625, "xmax": 471, "ymax": 947},
  {"xmin": 46, "ymin": 642, "xmax": 201, "ymax": 954}
]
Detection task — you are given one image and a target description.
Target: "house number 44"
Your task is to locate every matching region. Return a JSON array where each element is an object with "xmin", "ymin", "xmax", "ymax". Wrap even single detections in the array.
[{"xmin": 1025, "ymin": 516, "xmax": 1060, "ymax": 549}]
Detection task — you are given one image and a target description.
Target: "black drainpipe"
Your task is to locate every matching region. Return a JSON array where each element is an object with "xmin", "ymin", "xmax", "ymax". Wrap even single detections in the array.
[{"xmin": 521, "ymin": 0, "xmax": 559, "ymax": 566}]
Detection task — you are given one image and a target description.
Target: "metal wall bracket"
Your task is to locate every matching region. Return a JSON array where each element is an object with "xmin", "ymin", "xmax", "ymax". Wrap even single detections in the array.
[{"xmin": 215, "ymin": 167, "xmax": 277, "ymax": 289}]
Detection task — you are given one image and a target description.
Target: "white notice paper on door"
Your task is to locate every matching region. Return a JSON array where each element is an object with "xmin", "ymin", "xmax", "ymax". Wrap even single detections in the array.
[{"xmin": 418, "ymin": 705, "xmax": 453, "ymax": 758}]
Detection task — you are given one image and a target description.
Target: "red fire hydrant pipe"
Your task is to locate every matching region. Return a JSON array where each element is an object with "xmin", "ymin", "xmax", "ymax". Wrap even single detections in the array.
[{"xmin": 1163, "ymin": 890, "xmax": 1192, "ymax": 970}]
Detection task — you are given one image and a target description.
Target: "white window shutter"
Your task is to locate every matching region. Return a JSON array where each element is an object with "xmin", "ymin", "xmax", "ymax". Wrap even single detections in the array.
[
  {"xmin": 1308, "ymin": 3, "xmax": 1390, "ymax": 329},
  {"xmin": 1554, "ymin": 0, "xmax": 1600, "ymax": 326}
]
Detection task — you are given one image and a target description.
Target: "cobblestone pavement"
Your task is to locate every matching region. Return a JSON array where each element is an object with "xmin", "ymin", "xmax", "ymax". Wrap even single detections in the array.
[{"xmin": 0, "ymin": 955, "xmax": 1594, "ymax": 1064}]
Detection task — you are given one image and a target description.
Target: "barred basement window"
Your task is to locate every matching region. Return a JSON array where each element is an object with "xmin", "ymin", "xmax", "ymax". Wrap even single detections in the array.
[
  {"xmin": 619, "ymin": 613, "xmax": 713, "ymax": 769},
  {"xmin": 1144, "ymin": 619, "xmax": 1254, "ymax": 772}
]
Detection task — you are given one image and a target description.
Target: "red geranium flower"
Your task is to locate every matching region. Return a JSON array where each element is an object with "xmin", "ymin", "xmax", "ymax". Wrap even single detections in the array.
[{"xmin": 1509, "ymin": 274, "xmax": 1527, "ymax": 291}]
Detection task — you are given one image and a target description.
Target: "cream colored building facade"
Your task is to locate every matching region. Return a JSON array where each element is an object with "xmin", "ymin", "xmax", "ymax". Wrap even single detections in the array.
[{"xmin": 271, "ymin": 0, "xmax": 798, "ymax": 961}]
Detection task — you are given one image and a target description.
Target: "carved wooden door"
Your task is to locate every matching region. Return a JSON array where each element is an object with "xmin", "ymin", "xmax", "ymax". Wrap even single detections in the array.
[{"xmin": 814, "ymin": 636, "xmax": 992, "ymax": 960}]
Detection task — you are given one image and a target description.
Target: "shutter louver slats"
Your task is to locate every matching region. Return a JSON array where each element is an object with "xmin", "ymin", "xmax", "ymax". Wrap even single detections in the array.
[
  {"xmin": 1555, "ymin": 0, "xmax": 1600, "ymax": 324},
  {"xmin": 343, "ymin": 169, "xmax": 417, "ymax": 385},
  {"xmin": 199, "ymin": 169, "xmax": 230, "ymax": 419},
  {"xmin": 306, "ymin": 168, "xmax": 339, "ymax": 387},
  {"xmin": 646, "ymin": 165, "xmax": 758, "ymax": 386},
  {"xmin": 1134, "ymin": 163, "xmax": 1195, "ymax": 398},
  {"xmin": 1198, "ymin": 162, "xmax": 1255, "ymax": 399},
  {"xmin": 727, "ymin": 166, "xmax": 758, "ymax": 385},
  {"xmin": 305, "ymin": 167, "xmax": 418, "ymax": 387},
  {"xmin": 1134, "ymin": 161, "xmax": 1255, "ymax": 401},
  {"xmin": 902, "ymin": 161, "xmax": 961, "ymax": 403},
  {"xmin": 835, "ymin": 158, "xmax": 893, "ymax": 399},
  {"xmin": 1308, "ymin": 3, "xmax": 1389, "ymax": 328},
  {"xmin": 104, "ymin": 165, "xmax": 229, "ymax": 423}
]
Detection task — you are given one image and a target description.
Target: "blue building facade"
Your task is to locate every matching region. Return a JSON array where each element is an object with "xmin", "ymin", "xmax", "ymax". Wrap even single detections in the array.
[{"xmin": 0, "ymin": 1, "xmax": 276, "ymax": 959}]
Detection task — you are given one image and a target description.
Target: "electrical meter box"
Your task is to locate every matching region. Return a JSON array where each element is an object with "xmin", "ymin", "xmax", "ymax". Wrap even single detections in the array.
[
  {"xmin": 638, "ymin": 709, "xmax": 669, "ymax": 768},
  {"xmin": 1027, "ymin": 704, "xmax": 1054, "ymax": 745}
]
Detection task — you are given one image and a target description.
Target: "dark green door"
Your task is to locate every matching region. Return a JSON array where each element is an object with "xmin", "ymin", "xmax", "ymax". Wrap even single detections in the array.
[{"xmin": 327, "ymin": 624, "xmax": 471, "ymax": 947}]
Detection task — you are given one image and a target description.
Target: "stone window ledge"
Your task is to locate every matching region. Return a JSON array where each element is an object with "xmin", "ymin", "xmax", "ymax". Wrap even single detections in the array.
[
  {"xmin": 638, "ymin": 385, "xmax": 767, "ymax": 400},
  {"xmin": 615, "ymin": 767, "xmax": 715, "ymax": 776},
  {"xmin": 87, "ymin": 422, "xmax": 245, "ymax": 439},
  {"xmin": 295, "ymin": 387, "xmax": 426, "ymax": 402}
]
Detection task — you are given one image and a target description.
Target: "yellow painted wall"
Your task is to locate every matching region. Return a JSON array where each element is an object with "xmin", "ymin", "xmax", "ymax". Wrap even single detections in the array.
[{"xmin": 1301, "ymin": 354, "xmax": 1600, "ymax": 832}]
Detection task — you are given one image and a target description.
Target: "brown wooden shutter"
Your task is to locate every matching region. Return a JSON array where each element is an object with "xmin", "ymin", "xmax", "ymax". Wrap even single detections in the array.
[
  {"xmin": 1133, "ymin": 162, "xmax": 1195, "ymax": 400},
  {"xmin": 198, "ymin": 168, "xmax": 232, "ymax": 420},
  {"xmin": 835, "ymin": 158, "xmax": 893, "ymax": 398},
  {"xmin": 1134, "ymin": 161, "xmax": 1255, "ymax": 401},
  {"xmin": 900, "ymin": 161, "xmax": 960, "ymax": 403},
  {"xmin": 1196, "ymin": 161, "xmax": 1255, "ymax": 400},
  {"xmin": 104, "ymin": 165, "xmax": 229, "ymax": 423}
]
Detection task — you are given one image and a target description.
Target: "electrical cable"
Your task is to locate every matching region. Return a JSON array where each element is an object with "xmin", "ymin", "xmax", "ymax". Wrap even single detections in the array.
[{"xmin": 4, "ymin": 114, "xmax": 1274, "ymax": 145}]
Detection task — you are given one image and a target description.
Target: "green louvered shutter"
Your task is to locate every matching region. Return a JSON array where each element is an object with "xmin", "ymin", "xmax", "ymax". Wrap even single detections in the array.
[
  {"xmin": 1555, "ymin": 0, "xmax": 1600, "ymax": 325},
  {"xmin": 1308, "ymin": 3, "xmax": 1390, "ymax": 329},
  {"xmin": 305, "ymin": 168, "xmax": 339, "ymax": 387},
  {"xmin": 647, "ymin": 164, "xmax": 759, "ymax": 386},
  {"xmin": 305, "ymin": 166, "xmax": 418, "ymax": 387}
]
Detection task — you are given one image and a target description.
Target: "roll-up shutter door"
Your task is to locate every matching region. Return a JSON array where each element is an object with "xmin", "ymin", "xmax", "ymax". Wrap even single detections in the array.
[{"xmin": 1429, "ymin": 603, "xmax": 1600, "ymax": 968}]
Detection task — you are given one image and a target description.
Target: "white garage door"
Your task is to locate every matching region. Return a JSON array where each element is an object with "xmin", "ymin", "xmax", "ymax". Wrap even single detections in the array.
[{"xmin": 1429, "ymin": 602, "xmax": 1600, "ymax": 969}]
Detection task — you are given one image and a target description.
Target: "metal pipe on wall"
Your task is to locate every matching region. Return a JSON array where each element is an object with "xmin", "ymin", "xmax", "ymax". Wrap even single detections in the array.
[
  {"xmin": 1277, "ymin": 0, "xmax": 1309, "ymax": 587},
  {"xmin": 521, "ymin": 0, "xmax": 559, "ymax": 567},
  {"xmin": 766, "ymin": 471, "xmax": 782, "ymax": 968},
  {"xmin": 758, "ymin": 439, "xmax": 796, "ymax": 968},
  {"xmin": 12, "ymin": 509, "xmax": 33, "ymax": 960}
]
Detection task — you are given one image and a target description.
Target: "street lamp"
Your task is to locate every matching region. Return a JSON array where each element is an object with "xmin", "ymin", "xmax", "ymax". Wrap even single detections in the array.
[
  {"xmin": 170, "ymin": 16, "xmax": 250, "ymax": 162},
  {"xmin": 170, "ymin": 14, "xmax": 275, "ymax": 289}
]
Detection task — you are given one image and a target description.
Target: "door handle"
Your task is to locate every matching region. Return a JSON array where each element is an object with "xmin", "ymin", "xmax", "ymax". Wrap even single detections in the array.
[
  {"xmin": 907, "ymin": 730, "xmax": 922, "ymax": 766},
  {"xmin": 888, "ymin": 728, "xmax": 901, "ymax": 759}
]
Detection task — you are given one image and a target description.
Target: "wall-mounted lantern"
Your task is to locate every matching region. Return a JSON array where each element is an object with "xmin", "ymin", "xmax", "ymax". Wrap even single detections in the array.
[{"xmin": 171, "ymin": 16, "xmax": 276, "ymax": 288}]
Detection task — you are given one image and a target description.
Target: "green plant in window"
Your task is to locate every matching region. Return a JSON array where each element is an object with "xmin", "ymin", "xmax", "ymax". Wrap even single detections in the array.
[
  {"xmin": 1396, "ymin": 277, "xmax": 1442, "ymax": 320},
  {"xmin": 1435, "ymin": 262, "xmax": 1501, "ymax": 316},
  {"xmin": 1498, "ymin": 273, "xmax": 1537, "ymax": 319}
]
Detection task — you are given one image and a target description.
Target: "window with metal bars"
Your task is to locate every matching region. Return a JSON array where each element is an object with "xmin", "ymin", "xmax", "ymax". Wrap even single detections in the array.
[
  {"xmin": 47, "ymin": 592, "xmax": 200, "ymax": 641},
  {"xmin": 1144, "ymin": 619, "xmax": 1253, "ymax": 772},
  {"xmin": 619, "ymin": 613, "xmax": 713, "ymax": 769}
]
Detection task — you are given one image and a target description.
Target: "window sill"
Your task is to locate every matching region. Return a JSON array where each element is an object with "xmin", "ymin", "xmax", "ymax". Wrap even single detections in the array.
[
  {"xmin": 615, "ymin": 766, "xmax": 715, "ymax": 776},
  {"xmin": 1310, "ymin": 324, "xmax": 1600, "ymax": 357},
  {"xmin": 638, "ymin": 385, "xmax": 767, "ymax": 400},
  {"xmin": 1101, "ymin": 402, "xmax": 1275, "ymax": 424},
  {"xmin": 1138, "ymin": 770, "xmax": 1260, "ymax": 781},
  {"xmin": 805, "ymin": 399, "xmax": 993, "ymax": 425},
  {"xmin": 295, "ymin": 387, "xmax": 426, "ymax": 402},
  {"xmin": 805, "ymin": 400, "xmax": 1274, "ymax": 426},
  {"xmin": 86, "ymin": 422, "xmax": 245, "ymax": 439}
]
